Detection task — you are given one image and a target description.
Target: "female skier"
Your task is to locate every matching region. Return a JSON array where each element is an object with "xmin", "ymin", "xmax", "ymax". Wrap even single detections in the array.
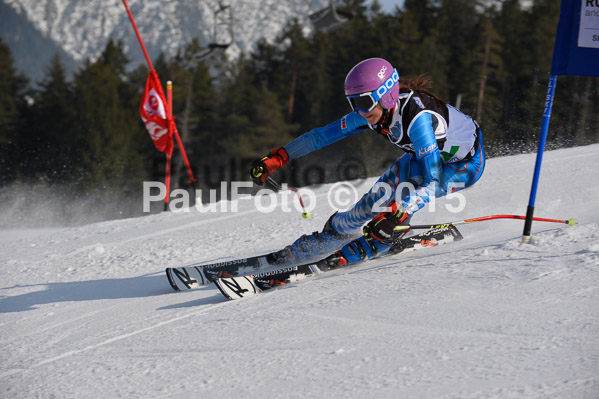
[{"xmin": 249, "ymin": 58, "xmax": 485, "ymax": 268}]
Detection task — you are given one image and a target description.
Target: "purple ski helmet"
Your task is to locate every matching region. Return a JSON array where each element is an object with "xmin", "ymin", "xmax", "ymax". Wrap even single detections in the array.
[{"xmin": 344, "ymin": 58, "xmax": 400, "ymax": 111}]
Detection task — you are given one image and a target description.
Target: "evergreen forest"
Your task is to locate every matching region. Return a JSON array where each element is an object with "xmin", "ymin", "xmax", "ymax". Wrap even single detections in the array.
[{"xmin": 0, "ymin": 0, "xmax": 597, "ymax": 223}]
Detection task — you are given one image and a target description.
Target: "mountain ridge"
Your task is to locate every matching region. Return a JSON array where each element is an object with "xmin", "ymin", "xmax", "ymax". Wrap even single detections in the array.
[{"xmin": 2, "ymin": 0, "xmax": 327, "ymax": 81}]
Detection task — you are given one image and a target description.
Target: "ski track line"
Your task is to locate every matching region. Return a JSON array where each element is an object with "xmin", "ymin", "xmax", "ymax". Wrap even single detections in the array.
[
  {"xmin": 0, "ymin": 299, "xmax": 231, "ymax": 380},
  {"xmin": 65, "ymin": 208, "xmax": 258, "ymax": 257}
]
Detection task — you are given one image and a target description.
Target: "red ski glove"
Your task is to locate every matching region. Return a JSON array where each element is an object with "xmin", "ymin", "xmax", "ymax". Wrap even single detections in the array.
[
  {"xmin": 249, "ymin": 147, "xmax": 290, "ymax": 185},
  {"xmin": 363, "ymin": 201, "xmax": 409, "ymax": 242}
]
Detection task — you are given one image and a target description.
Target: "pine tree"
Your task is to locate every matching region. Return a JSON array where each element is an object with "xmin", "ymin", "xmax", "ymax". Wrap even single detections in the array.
[
  {"xmin": 24, "ymin": 54, "xmax": 78, "ymax": 182},
  {"xmin": 494, "ymin": 0, "xmax": 538, "ymax": 150},
  {"xmin": 175, "ymin": 39, "xmax": 221, "ymax": 185},
  {"xmin": 470, "ymin": 10, "xmax": 505, "ymax": 154},
  {"xmin": 434, "ymin": 0, "xmax": 483, "ymax": 111},
  {"xmin": 0, "ymin": 38, "xmax": 29, "ymax": 184},
  {"xmin": 71, "ymin": 40, "xmax": 147, "ymax": 190},
  {"xmin": 220, "ymin": 57, "xmax": 297, "ymax": 161}
]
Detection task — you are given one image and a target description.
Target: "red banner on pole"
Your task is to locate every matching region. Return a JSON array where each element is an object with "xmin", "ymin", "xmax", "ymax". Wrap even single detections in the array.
[
  {"xmin": 140, "ymin": 70, "xmax": 173, "ymax": 153},
  {"xmin": 124, "ymin": 0, "xmax": 196, "ymax": 203}
]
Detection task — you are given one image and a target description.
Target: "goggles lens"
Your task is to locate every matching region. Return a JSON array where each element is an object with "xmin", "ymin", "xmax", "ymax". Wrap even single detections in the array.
[{"xmin": 347, "ymin": 94, "xmax": 377, "ymax": 113}]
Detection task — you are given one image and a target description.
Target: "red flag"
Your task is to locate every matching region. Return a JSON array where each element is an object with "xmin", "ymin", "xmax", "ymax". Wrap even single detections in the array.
[{"xmin": 140, "ymin": 70, "xmax": 172, "ymax": 153}]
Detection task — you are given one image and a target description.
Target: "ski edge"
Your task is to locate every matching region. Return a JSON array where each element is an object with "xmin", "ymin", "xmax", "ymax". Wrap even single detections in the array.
[{"xmin": 165, "ymin": 266, "xmax": 207, "ymax": 291}]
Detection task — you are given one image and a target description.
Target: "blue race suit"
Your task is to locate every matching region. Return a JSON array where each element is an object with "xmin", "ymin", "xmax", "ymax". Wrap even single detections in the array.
[{"xmin": 282, "ymin": 90, "xmax": 485, "ymax": 262}]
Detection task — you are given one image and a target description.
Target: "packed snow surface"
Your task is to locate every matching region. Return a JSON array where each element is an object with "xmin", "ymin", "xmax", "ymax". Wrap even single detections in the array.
[{"xmin": 1, "ymin": 145, "xmax": 599, "ymax": 398}]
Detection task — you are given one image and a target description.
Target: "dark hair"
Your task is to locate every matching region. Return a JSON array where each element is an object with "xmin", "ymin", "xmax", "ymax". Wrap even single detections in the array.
[{"xmin": 399, "ymin": 74, "xmax": 446, "ymax": 106}]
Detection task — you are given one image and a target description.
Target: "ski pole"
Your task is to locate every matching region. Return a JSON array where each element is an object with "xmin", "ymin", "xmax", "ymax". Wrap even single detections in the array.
[
  {"xmin": 395, "ymin": 214, "xmax": 576, "ymax": 231},
  {"xmin": 266, "ymin": 177, "xmax": 310, "ymax": 219}
]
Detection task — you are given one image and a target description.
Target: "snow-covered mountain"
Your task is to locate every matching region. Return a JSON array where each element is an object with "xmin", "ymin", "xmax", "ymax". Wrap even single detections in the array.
[
  {"xmin": 2, "ymin": 0, "xmax": 326, "ymax": 80},
  {"xmin": 1, "ymin": 145, "xmax": 598, "ymax": 397}
]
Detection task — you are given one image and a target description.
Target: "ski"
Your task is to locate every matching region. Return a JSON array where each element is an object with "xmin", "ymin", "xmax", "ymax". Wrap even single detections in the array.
[
  {"xmin": 165, "ymin": 251, "xmax": 284, "ymax": 291},
  {"xmin": 166, "ymin": 259, "xmax": 262, "ymax": 291},
  {"xmin": 213, "ymin": 224, "xmax": 463, "ymax": 300}
]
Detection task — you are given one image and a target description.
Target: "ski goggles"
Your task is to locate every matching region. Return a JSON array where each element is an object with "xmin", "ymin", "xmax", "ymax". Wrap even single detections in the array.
[{"xmin": 346, "ymin": 68, "xmax": 400, "ymax": 113}]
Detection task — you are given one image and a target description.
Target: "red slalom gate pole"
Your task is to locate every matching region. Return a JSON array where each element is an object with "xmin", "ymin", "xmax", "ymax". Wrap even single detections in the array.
[
  {"xmin": 122, "ymin": 0, "xmax": 153, "ymax": 70},
  {"xmin": 163, "ymin": 81, "xmax": 174, "ymax": 210},
  {"xmin": 397, "ymin": 214, "xmax": 576, "ymax": 231},
  {"xmin": 123, "ymin": 0, "xmax": 197, "ymax": 208},
  {"xmin": 460, "ymin": 214, "xmax": 574, "ymax": 225},
  {"xmin": 172, "ymin": 124, "xmax": 197, "ymax": 185},
  {"xmin": 266, "ymin": 177, "xmax": 310, "ymax": 219},
  {"xmin": 166, "ymin": 81, "xmax": 195, "ymax": 185}
]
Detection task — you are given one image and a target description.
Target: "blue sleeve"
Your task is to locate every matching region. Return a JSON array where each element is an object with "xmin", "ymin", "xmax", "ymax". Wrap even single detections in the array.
[
  {"xmin": 283, "ymin": 112, "xmax": 368, "ymax": 160},
  {"xmin": 401, "ymin": 112, "xmax": 444, "ymax": 214}
]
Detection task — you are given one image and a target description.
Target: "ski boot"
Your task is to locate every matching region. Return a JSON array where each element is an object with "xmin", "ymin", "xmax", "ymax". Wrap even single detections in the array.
[
  {"xmin": 336, "ymin": 235, "xmax": 396, "ymax": 265},
  {"xmin": 315, "ymin": 227, "xmax": 409, "ymax": 272},
  {"xmin": 337, "ymin": 206, "xmax": 412, "ymax": 266}
]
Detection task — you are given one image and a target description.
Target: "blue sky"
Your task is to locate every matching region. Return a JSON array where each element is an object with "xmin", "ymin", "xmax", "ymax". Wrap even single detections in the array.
[{"xmin": 372, "ymin": 0, "xmax": 404, "ymax": 13}]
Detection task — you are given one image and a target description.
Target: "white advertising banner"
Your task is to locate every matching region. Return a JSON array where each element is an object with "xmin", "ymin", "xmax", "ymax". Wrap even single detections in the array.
[{"xmin": 578, "ymin": 0, "xmax": 599, "ymax": 48}]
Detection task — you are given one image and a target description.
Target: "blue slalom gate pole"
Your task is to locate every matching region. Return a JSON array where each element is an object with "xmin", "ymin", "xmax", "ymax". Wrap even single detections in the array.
[{"xmin": 522, "ymin": 75, "xmax": 558, "ymax": 243}]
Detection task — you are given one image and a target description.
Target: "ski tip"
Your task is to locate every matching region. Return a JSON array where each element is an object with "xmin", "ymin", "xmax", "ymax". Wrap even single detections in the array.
[
  {"xmin": 213, "ymin": 279, "xmax": 231, "ymax": 300},
  {"xmin": 165, "ymin": 268, "xmax": 180, "ymax": 292},
  {"xmin": 446, "ymin": 223, "xmax": 463, "ymax": 241},
  {"xmin": 214, "ymin": 275, "xmax": 259, "ymax": 300}
]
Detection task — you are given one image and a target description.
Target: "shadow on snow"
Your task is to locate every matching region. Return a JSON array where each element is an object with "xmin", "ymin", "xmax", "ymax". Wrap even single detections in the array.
[{"xmin": 0, "ymin": 273, "xmax": 222, "ymax": 312}]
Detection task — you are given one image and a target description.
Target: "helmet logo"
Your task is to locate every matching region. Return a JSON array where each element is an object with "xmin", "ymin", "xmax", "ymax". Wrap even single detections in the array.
[
  {"xmin": 375, "ymin": 69, "xmax": 400, "ymax": 99},
  {"xmin": 378, "ymin": 65, "xmax": 387, "ymax": 80}
]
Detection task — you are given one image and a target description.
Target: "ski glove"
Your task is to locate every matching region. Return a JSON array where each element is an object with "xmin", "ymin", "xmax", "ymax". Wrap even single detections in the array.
[
  {"xmin": 249, "ymin": 147, "xmax": 290, "ymax": 185},
  {"xmin": 363, "ymin": 201, "xmax": 409, "ymax": 242}
]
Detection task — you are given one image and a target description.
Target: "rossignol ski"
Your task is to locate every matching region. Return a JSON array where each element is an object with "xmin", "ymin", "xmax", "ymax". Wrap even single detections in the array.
[
  {"xmin": 165, "ymin": 257, "xmax": 268, "ymax": 291},
  {"xmin": 213, "ymin": 224, "xmax": 463, "ymax": 300},
  {"xmin": 165, "ymin": 246, "xmax": 297, "ymax": 291}
]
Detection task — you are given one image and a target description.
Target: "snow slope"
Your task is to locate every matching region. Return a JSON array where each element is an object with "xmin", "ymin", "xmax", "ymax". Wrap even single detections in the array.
[{"xmin": 1, "ymin": 145, "xmax": 599, "ymax": 398}]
